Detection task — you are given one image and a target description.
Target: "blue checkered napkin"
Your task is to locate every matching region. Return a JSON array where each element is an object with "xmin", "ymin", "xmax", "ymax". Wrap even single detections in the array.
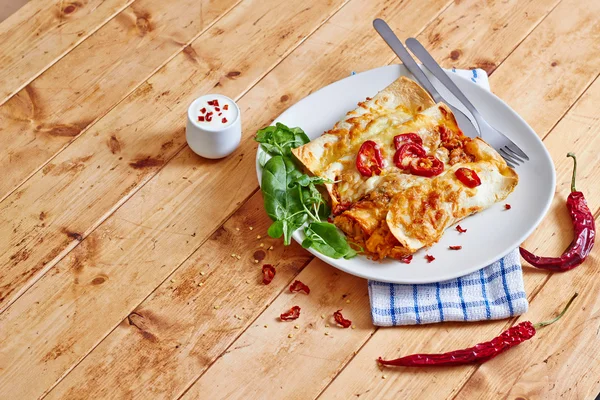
[
  {"xmin": 369, "ymin": 250, "xmax": 528, "ymax": 326},
  {"xmin": 368, "ymin": 69, "xmax": 528, "ymax": 326}
]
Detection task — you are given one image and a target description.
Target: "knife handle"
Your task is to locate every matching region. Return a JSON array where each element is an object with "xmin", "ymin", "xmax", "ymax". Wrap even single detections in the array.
[
  {"xmin": 373, "ymin": 19, "xmax": 443, "ymax": 103},
  {"xmin": 405, "ymin": 37, "xmax": 483, "ymax": 122}
]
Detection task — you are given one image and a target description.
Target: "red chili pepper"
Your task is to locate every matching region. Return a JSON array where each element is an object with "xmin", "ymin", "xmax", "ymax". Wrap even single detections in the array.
[
  {"xmin": 198, "ymin": 116, "xmax": 205, "ymax": 122},
  {"xmin": 223, "ymin": 104, "xmax": 229, "ymax": 110},
  {"xmin": 378, "ymin": 293, "xmax": 577, "ymax": 367},
  {"xmin": 393, "ymin": 143, "xmax": 426, "ymax": 169},
  {"xmin": 200, "ymin": 107, "xmax": 207, "ymax": 114},
  {"xmin": 206, "ymin": 112, "xmax": 213, "ymax": 122},
  {"xmin": 455, "ymin": 168, "xmax": 481, "ymax": 188},
  {"xmin": 208, "ymin": 99, "xmax": 219, "ymax": 107},
  {"xmin": 505, "ymin": 204, "xmax": 512, "ymax": 210},
  {"xmin": 215, "ymin": 107, "xmax": 220, "ymax": 112},
  {"xmin": 520, "ymin": 153, "xmax": 595, "ymax": 271},
  {"xmin": 449, "ymin": 245, "xmax": 462, "ymax": 250},
  {"xmin": 456, "ymin": 225, "xmax": 467, "ymax": 233},
  {"xmin": 356, "ymin": 140, "xmax": 384, "ymax": 177},
  {"xmin": 333, "ymin": 309, "xmax": 352, "ymax": 328},
  {"xmin": 262, "ymin": 264, "xmax": 275, "ymax": 285},
  {"xmin": 393, "ymin": 133, "xmax": 423, "ymax": 149},
  {"xmin": 425, "ymin": 254, "xmax": 435, "ymax": 263},
  {"xmin": 409, "ymin": 156, "xmax": 444, "ymax": 177},
  {"xmin": 280, "ymin": 305, "xmax": 301, "ymax": 321},
  {"xmin": 289, "ymin": 280, "xmax": 310, "ymax": 294},
  {"xmin": 222, "ymin": 117, "xmax": 228, "ymax": 123}
]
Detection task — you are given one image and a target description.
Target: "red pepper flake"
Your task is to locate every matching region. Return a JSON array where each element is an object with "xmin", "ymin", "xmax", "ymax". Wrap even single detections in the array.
[
  {"xmin": 262, "ymin": 264, "xmax": 275, "ymax": 285},
  {"xmin": 449, "ymin": 245, "xmax": 462, "ymax": 250},
  {"xmin": 207, "ymin": 99, "xmax": 220, "ymax": 107},
  {"xmin": 399, "ymin": 255, "xmax": 413, "ymax": 264},
  {"xmin": 223, "ymin": 104, "xmax": 229, "ymax": 110},
  {"xmin": 505, "ymin": 204, "xmax": 512, "ymax": 210},
  {"xmin": 456, "ymin": 225, "xmax": 467, "ymax": 233},
  {"xmin": 280, "ymin": 305, "xmax": 301, "ymax": 321},
  {"xmin": 289, "ymin": 280, "xmax": 310, "ymax": 294},
  {"xmin": 425, "ymin": 254, "xmax": 435, "ymax": 263},
  {"xmin": 205, "ymin": 112, "xmax": 213, "ymax": 122},
  {"xmin": 218, "ymin": 113, "xmax": 222, "ymax": 116},
  {"xmin": 333, "ymin": 309, "xmax": 352, "ymax": 328},
  {"xmin": 215, "ymin": 107, "xmax": 220, "ymax": 112},
  {"xmin": 200, "ymin": 107, "xmax": 207, "ymax": 114},
  {"xmin": 198, "ymin": 116, "xmax": 205, "ymax": 122},
  {"xmin": 222, "ymin": 117, "xmax": 228, "ymax": 123}
]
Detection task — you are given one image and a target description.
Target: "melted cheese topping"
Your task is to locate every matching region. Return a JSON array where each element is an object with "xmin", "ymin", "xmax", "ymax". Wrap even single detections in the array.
[{"xmin": 292, "ymin": 78, "xmax": 518, "ymax": 260}]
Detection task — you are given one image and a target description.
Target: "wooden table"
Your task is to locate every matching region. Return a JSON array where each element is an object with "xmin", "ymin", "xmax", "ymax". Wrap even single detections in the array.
[{"xmin": 0, "ymin": 0, "xmax": 599, "ymax": 398}]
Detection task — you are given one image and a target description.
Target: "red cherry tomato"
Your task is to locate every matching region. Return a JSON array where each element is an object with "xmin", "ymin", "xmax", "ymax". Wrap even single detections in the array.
[
  {"xmin": 394, "ymin": 143, "xmax": 426, "ymax": 169},
  {"xmin": 356, "ymin": 140, "xmax": 384, "ymax": 177},
  {"xmin": 409, "ymin": 155, "xmax": 444, "ymax": 177},
  {"xmin": 393, "ymin": 133, "xmax": 423, "ymax": 149},
  {"xmin": 455, "ymin": 167, "xmax": 481, "ymax": 188}
]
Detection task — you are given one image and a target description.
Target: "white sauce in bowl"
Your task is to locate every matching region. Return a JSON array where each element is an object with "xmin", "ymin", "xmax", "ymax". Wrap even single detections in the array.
[{"xmin": 190, "ymin": 94, "xmax": 238, "ymax": 130}]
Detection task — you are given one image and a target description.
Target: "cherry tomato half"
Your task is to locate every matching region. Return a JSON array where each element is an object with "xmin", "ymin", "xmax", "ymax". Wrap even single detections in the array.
[
  {"xmin": 393, "ymin": 133, "xmax": 423, "ymax": 149},
  {"xmin": 393, "ymin": 143, "xmax": 426, "ymax": 169},
  {"xmin": 409, "ymin": 155, "xmax": 444, "ymax": 177},
  {"xmin": 356, "ymin": 140, "xmax": 384, "ymax": 177},
  {"xmin": 455, "ymin": 167, "xmax": 481, "ymax": 188}
]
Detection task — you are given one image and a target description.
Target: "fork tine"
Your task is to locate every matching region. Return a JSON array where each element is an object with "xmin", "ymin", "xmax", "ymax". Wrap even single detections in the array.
[
  {"xmin": 505, "ymin": 143, "xmax": 529, "ymax": 160},
  {"xmin": 501, "ymin": 146, "xmax": 525, "ymax": 163},
  {"xmin": 499, "ymin": 149, "xmax": 520, "ymax": 167},
  {"xmin": 500, "ymin": 154, "xmax": 517, "ymax": 168}
]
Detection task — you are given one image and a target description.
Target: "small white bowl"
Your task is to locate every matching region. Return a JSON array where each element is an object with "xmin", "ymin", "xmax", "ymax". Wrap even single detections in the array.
[{"xmin": 186, "ymin": 94, "xmax": 241, "ymax": 159}]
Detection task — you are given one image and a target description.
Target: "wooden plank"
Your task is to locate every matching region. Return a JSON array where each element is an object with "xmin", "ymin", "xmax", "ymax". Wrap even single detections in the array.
[
  {"xmin": 0, "ymin": 0, "xmax": 241, "ymax": 202},
  {"xmin": 186, "ymin": 0, "xmax": 600, "ymax": 397},
  {"xmin": 44, "ymin": 193, "xmax": 313, "ymax": 399},
  {"xmin": 453, "ymin": 74, "xmax": 600, "ymax": 400},
  {"xmin": 0, "ymin": 0, "xmax": 133, "ymax": 104},
  {"xmin": 181, "ymin": 258, "xmax": 371, "ymax": 400},
  {"xmin": 0, "ymin": 0, "xmax": 348, "ymax": 314},
  {"xmin": 0, "ymin": 0, "xmax": 450, "ymax": 397},
  {"xmin": 320, "ymin": 32, "xmax": 600, "ymax": 400},
  {"xmin": 411, "ymin": 0, "xmax": 562, "ymax": 75},
  {"xmin": 0, "ymin": 0, "xmax": 350, "ymax": 397},
  {"xmin": 489, "ymin": 0, "xmax": 600, "ymax": 136},
  {"xmin": 40, "ymin": 0, "xmax": 579, "ymax": 398}
]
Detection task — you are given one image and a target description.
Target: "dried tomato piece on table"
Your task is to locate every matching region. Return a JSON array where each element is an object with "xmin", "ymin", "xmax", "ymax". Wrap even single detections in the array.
[
  {"xmin": 333, "ymin": 309, "xmax": 352, "ymax": 328},
  {"xmin": 262, "ymin": 264, "xmax": 276, "ymax": 285},
  {"xmin": 280, "ymin": 306, "xmax": 301, "ymax": 321},
  {"xmin": 289, "ymin": 280, "xmax": 310, "ymax": 294}
]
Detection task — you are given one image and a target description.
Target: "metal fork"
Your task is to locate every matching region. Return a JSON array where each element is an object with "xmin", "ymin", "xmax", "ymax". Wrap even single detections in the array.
[
  {"xmin": 373, "ymin": 19, "xmax": 479, "ymax": 140},
  {"xmin": 405, "ymin": 37, "xmax": 529, "ymax": 168}
]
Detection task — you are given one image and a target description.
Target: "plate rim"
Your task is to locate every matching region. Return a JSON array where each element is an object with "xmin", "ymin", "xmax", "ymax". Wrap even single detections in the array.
[{"xmin": 255, "ymin": 64, "xmax": 556, "ymax": 283}]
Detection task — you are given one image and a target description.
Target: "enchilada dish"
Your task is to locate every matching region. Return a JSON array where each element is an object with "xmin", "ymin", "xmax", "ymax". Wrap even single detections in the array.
[{"xmin": 291, "ymin": 76, "xmax": 518, "ymax": 261}]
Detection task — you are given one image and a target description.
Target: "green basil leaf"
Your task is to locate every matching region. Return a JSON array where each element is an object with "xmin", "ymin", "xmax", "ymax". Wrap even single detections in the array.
[
  {"xmin": 304, "ymin": 222, "xmax": 356, "ymax": 259},
  {"xmin": 258, "ymin": 151, "xmax": 269, "ymax": 168},
  {"xmin": 267, "ymin": 220, "xmax": 284, "ymax": 238}
]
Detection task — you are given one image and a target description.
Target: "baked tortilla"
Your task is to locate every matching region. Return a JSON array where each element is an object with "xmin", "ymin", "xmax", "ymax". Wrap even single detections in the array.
[
  {"xmin": 292, "ymin": 76, "xmax": 434, "ymax": 212},
  {"xmin": 291, "ymin": 77, "xmax": 518, "ymax": 260}
]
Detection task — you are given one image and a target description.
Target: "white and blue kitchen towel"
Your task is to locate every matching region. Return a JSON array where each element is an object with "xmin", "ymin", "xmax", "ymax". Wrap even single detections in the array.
[{"xmin": 368, "ymin": 69, "xmax": 529, "ymax": 326}]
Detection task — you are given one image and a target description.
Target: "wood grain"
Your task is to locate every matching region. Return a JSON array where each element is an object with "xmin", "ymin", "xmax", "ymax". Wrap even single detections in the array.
[
  {"xmin": 0, "ymin": 0, "xmax": 347, "ymax": 314},
  {"xmin": 0, "ymin": 0, "xmax": 350, "ymax": 397},
  {"xmin": 181, "ymin": 259, "xmax": 372, "ymax": 400},
  {"xmin": 0, "ymin": 0, "xmax": 133, "ymax": 105},
  {"xmin": 29, "ymin": 0, "xmax": 452, "ymax": 396},
  {"xmin": 453, "ymin": 73, "xmax": 600, "ymax": 400},
  {"xmin": 0, "ymin": 0, "xmax": 241, "ymax": 201},
  {"xmin": 44, "ymin": 193, "xmax": 312, "ymax": 399}
]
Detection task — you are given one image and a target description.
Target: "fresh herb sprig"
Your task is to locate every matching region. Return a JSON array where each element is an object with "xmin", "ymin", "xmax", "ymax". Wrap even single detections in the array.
[{"xmin": 256, "ymin": 123, "xmax": 356, "ymax": 259}]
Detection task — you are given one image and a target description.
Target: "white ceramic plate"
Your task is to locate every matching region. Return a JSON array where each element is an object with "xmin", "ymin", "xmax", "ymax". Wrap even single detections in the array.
[{"xmin": 256, "ymin": 65, "xmax": 555, "ymax": 283}]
